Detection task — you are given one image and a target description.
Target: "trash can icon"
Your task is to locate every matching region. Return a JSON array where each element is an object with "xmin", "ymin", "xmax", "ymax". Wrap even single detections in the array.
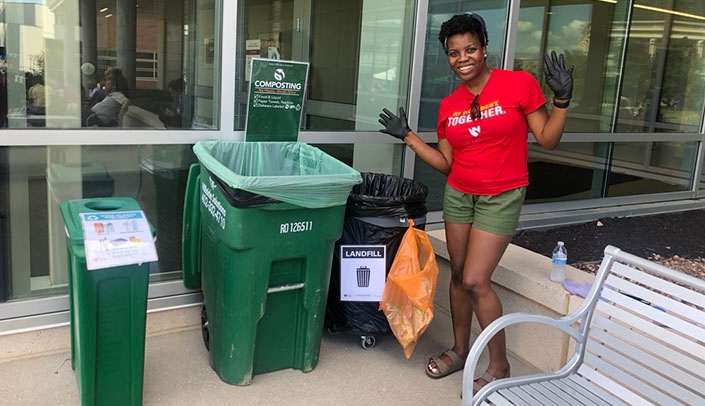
[{"xmin": 356, "ymin": 266, "xmax": 371, "ymax": 288}]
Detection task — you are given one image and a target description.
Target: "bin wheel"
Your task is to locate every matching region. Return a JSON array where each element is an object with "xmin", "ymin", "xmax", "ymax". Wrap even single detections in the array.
[
  {"xmin": 360, "ymin": 335, "xmax": 376, "ymax": 349},
  {"xmin": 326, "ymin": 324, "xmax": 341, "ymax": 335},
  {"xmin": 201, "ymin": 304, "xmax": 210, "ymax": 351}
]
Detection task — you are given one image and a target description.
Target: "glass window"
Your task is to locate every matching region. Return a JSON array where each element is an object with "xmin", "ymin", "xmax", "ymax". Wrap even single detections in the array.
[
  {"xmin": 415, "ymin": 1, "xmax": 511, "ymax": 211},
  {"xmin": 234, "ymin": 0, "xmax": 416, "ymax": 133},
  {"xmin": 518, "ymin": 0, "xmax": 630, "ymax": 204},
  {"xmin": 0, "ymin": 0, "xmax": 218, "ymax": 303},
  {"xmin": 234, "ymin": 0, "xmax": 415, "ymax": 175},
  {"xmin": 414, "ymin": 0, "xmax": 704, "ymax": 209},
  {"xmin": 520, "ymin": 0, "xmax": 704, "ymax": 203},
  {"xmin": 608, "ymin": 141, "xmax": 697, "ymax": 197},
  {"xmin": 617, "ymin": 1, "xmax": 705, "ymax": 134},
  {"xmin": 1, "ymin": 0, "xmax": 219, "ymax": 130},
  {"xmin": 1, "ymin": 144, "xmax": 196, "ymax": 301}
]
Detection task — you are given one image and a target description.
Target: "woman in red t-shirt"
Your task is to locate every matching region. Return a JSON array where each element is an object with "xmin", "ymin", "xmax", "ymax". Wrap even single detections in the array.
[{"xmin": 379, "ymin": 13, "xmax": 573, "ymax": 393}]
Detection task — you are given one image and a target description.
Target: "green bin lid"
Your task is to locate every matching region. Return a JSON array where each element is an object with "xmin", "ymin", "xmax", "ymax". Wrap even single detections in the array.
[{"xmin": 193, "ymin": 140, "xmax": 362, "ymax": 208}]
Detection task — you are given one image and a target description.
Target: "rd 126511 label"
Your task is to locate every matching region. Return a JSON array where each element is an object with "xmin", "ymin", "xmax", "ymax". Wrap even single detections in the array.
[{"xmin": 279, "ymin": 220, "xmax": 313, "ymax": 234}]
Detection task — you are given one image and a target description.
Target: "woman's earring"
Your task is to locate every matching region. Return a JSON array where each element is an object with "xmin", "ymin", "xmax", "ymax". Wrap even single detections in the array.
[{"xmin": 484, "ymin": 54, "xmax": 487, "ymax": 58}]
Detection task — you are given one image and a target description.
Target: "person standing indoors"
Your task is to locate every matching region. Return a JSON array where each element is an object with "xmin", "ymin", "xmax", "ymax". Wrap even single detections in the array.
[{"xmin": 378, "ymin": 13, "xmax": 573, "ymax": 393}]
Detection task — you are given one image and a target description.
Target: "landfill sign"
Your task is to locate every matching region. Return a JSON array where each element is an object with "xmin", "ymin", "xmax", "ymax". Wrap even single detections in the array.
[
  {"xmin": 339, "ymin": 245, "xmax": 386, "ymax": 302},
  {"xmin": 245, "ymin": 58, "xmax": 309, "ymax": 141}
]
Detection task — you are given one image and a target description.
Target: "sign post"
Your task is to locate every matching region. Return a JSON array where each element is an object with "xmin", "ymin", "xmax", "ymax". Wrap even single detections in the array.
[{"xmin": 245, "ymin": 58, "xmax": 309, "ymax": 141}]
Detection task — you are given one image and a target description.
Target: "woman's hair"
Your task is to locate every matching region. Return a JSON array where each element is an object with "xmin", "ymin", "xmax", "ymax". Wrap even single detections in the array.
[{"xmin": 438, "ymin": 13, "xmax": 488, "ymax": 52}]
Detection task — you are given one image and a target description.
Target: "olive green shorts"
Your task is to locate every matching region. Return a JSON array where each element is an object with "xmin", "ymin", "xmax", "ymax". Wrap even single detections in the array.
[{"xmin": 442, "ymin": 184, "xmax": 526, "ymax": 235}]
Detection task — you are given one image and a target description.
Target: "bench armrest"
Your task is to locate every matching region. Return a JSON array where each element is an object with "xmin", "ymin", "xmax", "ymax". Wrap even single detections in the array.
[{"xmin": 462, "ymin": 312, "xmax": 587, "ymax": 406}]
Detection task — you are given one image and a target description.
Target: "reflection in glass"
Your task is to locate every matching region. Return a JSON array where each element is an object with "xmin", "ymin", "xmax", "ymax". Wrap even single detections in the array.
[
  {"xmin": 608, "ymin": 141, "xmax": 696, "ymax": 196},
  {"xmin": 524, "ymin": 141, "xmax": 695, "ymax": 203},
  {"xmin": 525, "ymin": 143, "xmax": 609, "ymax": 203},
  {"xmin": 618, "ymin": 2, "xmax": 705, "ymax": 134},
  {"xmin": 235, "ymin": 0, "xmax": 415, "ymax": 133},
  {"xmin": 516, "ymin": 1, "xmax": 703, "ymax": 204},
  {"xmin": 1, "ymin": 0, "xmax": 218, "ymax": 129},
  {"xmin": 2, "ymin": 144, "xmax": 196, "ymax": 301}
]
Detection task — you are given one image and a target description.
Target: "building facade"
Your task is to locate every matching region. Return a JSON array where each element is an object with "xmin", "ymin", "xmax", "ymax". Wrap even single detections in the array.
[{"xmin": 1, "ymin": 0, "xmax": 704, "ymax": 331}]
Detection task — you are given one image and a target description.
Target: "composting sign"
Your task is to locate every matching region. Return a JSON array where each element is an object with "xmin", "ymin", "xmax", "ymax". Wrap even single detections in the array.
[{"xmin": 245, "ymin": 58, "xmax": 309, "ymax": 141}]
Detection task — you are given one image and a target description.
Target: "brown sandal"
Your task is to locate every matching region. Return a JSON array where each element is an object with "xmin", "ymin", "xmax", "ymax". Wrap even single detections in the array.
[
  {"xmin": 472, "ymin": 368, "xmax": 510, "ymax": 394},
  {"xmin": 425, "ymin": 349, "xmax": 465, "ymax": 379}
]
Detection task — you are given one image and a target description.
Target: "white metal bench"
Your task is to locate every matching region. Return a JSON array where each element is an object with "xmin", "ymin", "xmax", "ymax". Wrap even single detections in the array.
[{"xmin": 462, "ymin": 245, "xmax": 705, "ymax": 406}]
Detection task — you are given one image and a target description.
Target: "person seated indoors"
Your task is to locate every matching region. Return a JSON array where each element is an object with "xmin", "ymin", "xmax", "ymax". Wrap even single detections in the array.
[
  {"xmin": 27, "ymin": 75, "xmax": 46, "ymax": 116},
  {"xmin": 158, "ymin": 78, "xmax": 184, "ymax": 128},
  {"xmin": 85, "ymin": 71, "xmax": 128, "ymax": 127},
  {"xmin": 80, "ymin": 62, "xmax": 105, "ymax": 108},
  {"xmin": 85, "ymin": 78, "xmax": 106, "ymax": 108}
]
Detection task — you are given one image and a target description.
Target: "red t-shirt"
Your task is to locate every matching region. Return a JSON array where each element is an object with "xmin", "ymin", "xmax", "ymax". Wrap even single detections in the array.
[{"xmin": 437, "ymin": 69, "xmax": 546, "ymax": 195}]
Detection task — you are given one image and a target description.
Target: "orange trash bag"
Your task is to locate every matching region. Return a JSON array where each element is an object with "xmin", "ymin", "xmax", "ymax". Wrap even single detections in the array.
[{"xmin": 379, "ymin": 219, "xmax": 438, "ymax": 358}]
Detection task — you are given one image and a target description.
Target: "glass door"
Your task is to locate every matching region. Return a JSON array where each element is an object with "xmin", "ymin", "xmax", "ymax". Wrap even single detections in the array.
[{"xmin": 235, "ymin": 0, "xmax": 303, "ymax": 128}]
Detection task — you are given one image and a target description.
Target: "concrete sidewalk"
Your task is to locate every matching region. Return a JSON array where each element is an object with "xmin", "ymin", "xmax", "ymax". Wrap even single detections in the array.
[{"xmin": 0, "ymin": 256, "xmax": 533, "ymax": 405}]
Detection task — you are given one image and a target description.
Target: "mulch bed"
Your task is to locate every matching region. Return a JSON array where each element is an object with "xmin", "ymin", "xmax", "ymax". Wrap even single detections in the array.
[{"xmin": 511, "ymin": 209, "xmax": 705, "ymax": 278}]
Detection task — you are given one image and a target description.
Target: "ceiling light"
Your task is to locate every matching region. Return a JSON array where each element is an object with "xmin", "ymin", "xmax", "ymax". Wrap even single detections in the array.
[
  {"xmin": 634, "ymin": 4, "xmax": 705, "ymax": 21},
  {"xmin": 105, "ymin": 13, "xmax": 113, "ymax": 18},
  {"xmin": 100, "ymin": 7, "xmax": 108, "ymax": 12}
]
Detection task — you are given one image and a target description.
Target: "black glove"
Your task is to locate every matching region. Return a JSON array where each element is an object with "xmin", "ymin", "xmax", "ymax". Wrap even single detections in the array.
[
  {"xmin": 378, "ymin": 107, "xmax": 410, "ymax": 140},
  {"xmin": 543, "ymin": 51, "xmax": 573, "ymax": 100}
]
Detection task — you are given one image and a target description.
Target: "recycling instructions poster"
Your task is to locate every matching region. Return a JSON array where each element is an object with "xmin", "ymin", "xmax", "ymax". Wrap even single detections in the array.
[
  {"xmin": 339, "ymin": 245, "xmax": 386, "ymax": 302},
  {"xmin": 245, "ymin": 58, "xmax": 309, "ymax": 141},
  {"xmin": 80, "ymin": 211, "xmax": 158, "ymax": 270}
]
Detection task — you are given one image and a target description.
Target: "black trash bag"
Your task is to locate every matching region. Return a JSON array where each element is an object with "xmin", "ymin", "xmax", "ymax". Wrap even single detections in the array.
[
  {"xmin": 325, "ymin": 172, "xmax": 428, "ymax": 336},
  {"xmin": 207, "ymin": 169, "xmax": 279, "ymax": 208}
]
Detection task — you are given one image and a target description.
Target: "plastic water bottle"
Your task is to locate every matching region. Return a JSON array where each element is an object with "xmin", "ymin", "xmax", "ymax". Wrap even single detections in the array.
[{"xmin": 551, "ymin": 241, "xmax": 567, "ymax": 282}]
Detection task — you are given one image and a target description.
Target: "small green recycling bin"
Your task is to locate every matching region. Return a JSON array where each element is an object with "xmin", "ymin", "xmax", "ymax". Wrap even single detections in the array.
[
  {"xmin": 182, "ymin": 141, "xmax": 361, "ymax": 385},
  {"xmin": 60, "ymin": 197, "xmax": 156, "ymax": 406}
]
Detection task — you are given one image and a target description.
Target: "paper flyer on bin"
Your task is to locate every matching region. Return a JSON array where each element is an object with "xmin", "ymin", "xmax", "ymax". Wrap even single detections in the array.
[
  {"xmin": 80, "ymin": 211, "xmax": 158, "ymax": 270},
  {"xmin": 340, "ymin": 245, "xmax": 385, "ymax": 301}
]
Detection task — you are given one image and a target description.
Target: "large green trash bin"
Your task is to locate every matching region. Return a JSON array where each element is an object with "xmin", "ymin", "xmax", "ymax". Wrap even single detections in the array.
[
  {"xmin": 60, "ymin": 197, "xmax": 154, "ymax": 406},
  {"xmin": 182, "ymin": 141, "xmax": 361, "ymax": 385}
]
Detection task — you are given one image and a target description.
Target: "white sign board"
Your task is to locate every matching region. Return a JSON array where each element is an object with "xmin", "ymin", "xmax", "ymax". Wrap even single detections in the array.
[
  {"xmin": 80, "ymin": 211, "xmax": 158, "ymax": 270},
  {"xmin": 340, "ymin": 245, "xmax": 386, "ymax": 302}
]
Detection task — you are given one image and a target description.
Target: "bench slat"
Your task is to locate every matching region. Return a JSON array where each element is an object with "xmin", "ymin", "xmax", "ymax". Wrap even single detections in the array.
[
  {"xmin": 515, "ymin": 384, "xmax": 561, "ymax": 405},
  {"xmin": 605, "ymin": 272, "xmax": 705, "ymax": 340},
  {"xmin": 568, "ymin": 368, "xmax": 627, "ymax": 406},
  {"xmin": 577, "ymin": 355, "xmax": 655, "ymax": 405},
  {"xmin": 597, "ymin": 289, "xmax": 705, "ymax": 362},
  {"xmin": 496, "ymin": 386, "xmax": 534, "ymax": 405},
  {"xmin": 590, "ymin": 318, "xmax": 705, "ymax": 390},
  {"xmin": 586, "ymin": 330, "xmax": 704, "ymax": 405},
  {"xmin": 542, "ymin": 379, "xmax": 604, "ymax": 405},
  {"xmin": 537, "ymin": 380, "xmax": 600, "ymax": 405},
  {"xmin": 582, "ymin": 351, "xmax": 681, "ymax": 405},
  {"xmin": 610, "ymin": 261, "xmax": 705, "ymax": 307},
  {"xmin": 485, "ymin": 391, "xmax": 512, "ymax": 405}
]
